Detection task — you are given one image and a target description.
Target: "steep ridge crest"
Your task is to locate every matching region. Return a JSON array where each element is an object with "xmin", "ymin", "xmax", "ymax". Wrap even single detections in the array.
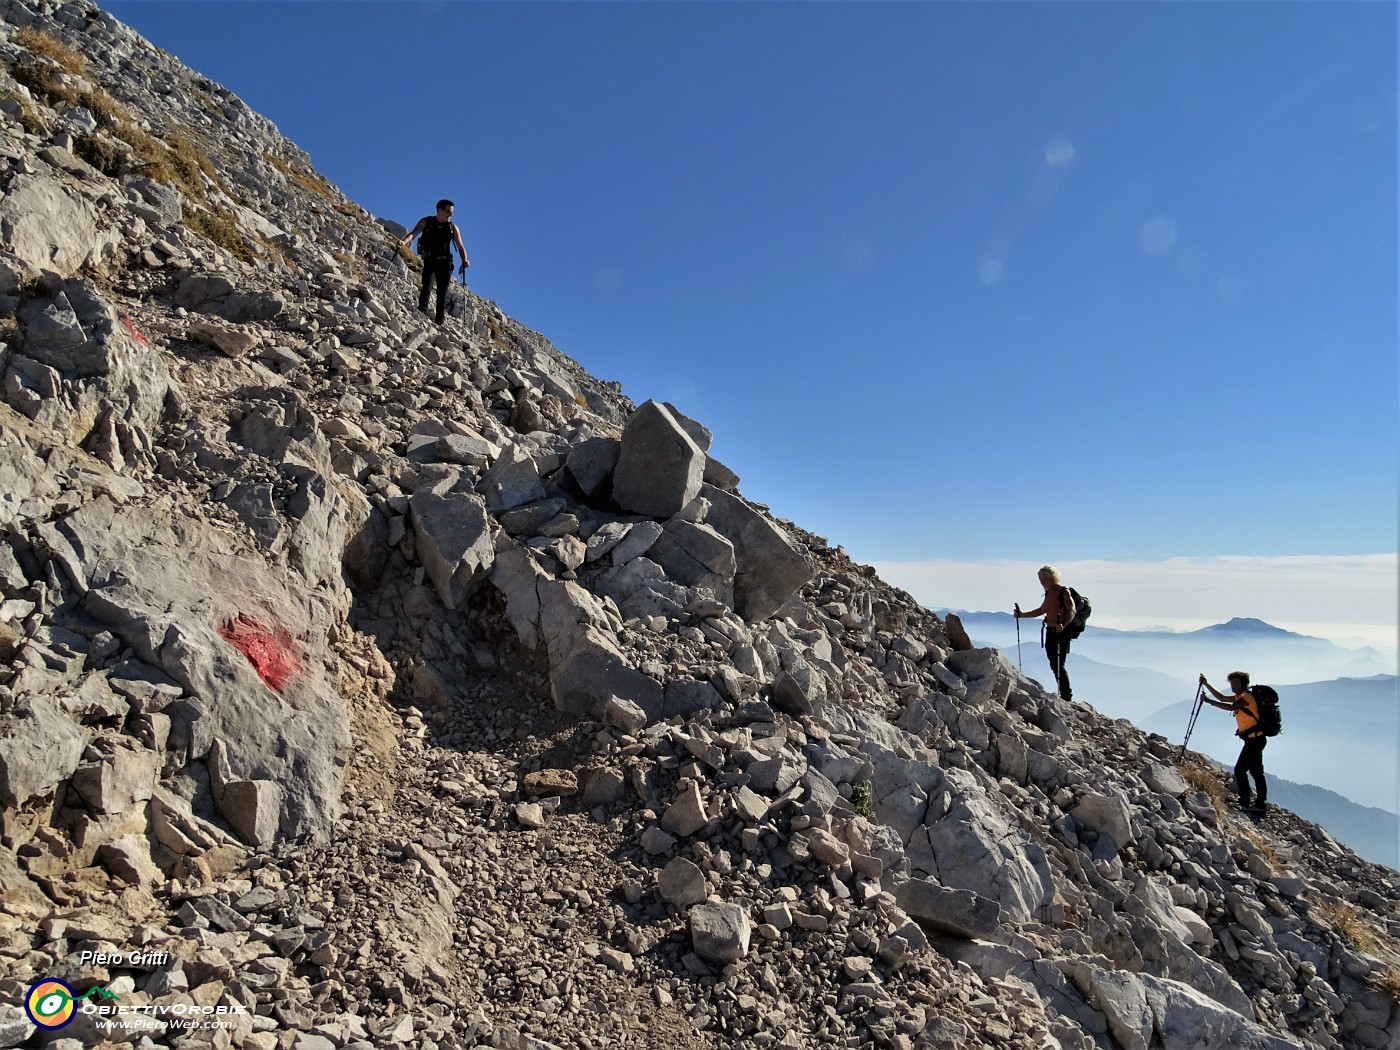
[{"xmin": 0, "ymin": 4, "xmax": 1396, "ymax": 1049}]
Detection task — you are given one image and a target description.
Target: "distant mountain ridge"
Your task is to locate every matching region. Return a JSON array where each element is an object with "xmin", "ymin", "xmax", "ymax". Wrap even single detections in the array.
[
  {"xmin": 1203, "ymin": 617, "xmax": 1297, "ymax": 637},
  {"xmin": 943, "ymin": 609, "xmax": 1396, "ymax": 682}
]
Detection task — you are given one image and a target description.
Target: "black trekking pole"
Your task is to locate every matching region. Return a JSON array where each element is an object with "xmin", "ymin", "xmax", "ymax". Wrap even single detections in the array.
[
  {"xmin": 1178, "ymin": 682, "xmax": 1205, "ymax": 760},
  {"xmin": 1013, "ymin": 606, "xmax": 1022, "ymax": 670}
]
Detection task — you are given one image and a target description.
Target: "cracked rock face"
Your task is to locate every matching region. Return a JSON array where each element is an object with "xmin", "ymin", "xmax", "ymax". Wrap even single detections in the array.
[{"xmin": 0, "ymin": 4, "xmax": 1397, "ymax": 1050}]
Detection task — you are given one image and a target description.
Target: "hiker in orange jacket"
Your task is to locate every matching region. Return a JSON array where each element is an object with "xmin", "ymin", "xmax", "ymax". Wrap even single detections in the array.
[{"xmin": 1200, "ymin": 670, "xmax": 1268, "ymax": 815}]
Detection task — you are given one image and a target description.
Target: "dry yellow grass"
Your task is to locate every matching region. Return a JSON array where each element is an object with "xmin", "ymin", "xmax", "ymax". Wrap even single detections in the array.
[
  {"xmin": 15, "ymin": 26, "xmax": 85, "ymax": 75},
  {"xmin": 5, "ymin": 90, "xmax": 47, "ymax": 135},
  {"xmin": 1178, "ymin": 760, "xmax": 1228, "ymax": 819},
  {"xmin": 264, "ymin": 152, "xmax": 338, "ymax": 202},
  {"xmin": 1373, "ymin": 968, "xmax": 1400, "ymax": 1002},
  {"xmin": 185, "ymin": 207, "xmax": 251, "ymax": 261},
  {"xmin": 1317, "ymin": 900, "xmax": 1380, "ymax": 955}
]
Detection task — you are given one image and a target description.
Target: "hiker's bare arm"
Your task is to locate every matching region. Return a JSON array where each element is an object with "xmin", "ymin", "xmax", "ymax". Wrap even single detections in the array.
[
  {"xmin": 452, "ymin": 223, "xmax": 470, "ymax": 267},
  {"xmin": 1058, "ymin": 592, "xmax": 1076, "ymax": 629},
  {"xmin": 1016, "ymin": 600, "xmax": 1048, "ymax": 619},
  {"xmin": 398, "ymin": 219, "xmax": 427, "ymax": 247},
  {"xmin": 1200, "ymin": 678, "xmax": 1231, "ymax": 703}
]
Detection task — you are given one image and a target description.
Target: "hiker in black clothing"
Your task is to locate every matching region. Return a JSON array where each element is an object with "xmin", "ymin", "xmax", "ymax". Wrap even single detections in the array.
[
  {"xmin": 1200, "ymin": 671, "xmax": 1268, "ymax": 814},
  {"xmin": 399, "ymin": 199, "xmax": 470, "ymax": 324},
  {"xmin": 1014, "ymin": 565, "xmax": 1077, "ymax": 701}
]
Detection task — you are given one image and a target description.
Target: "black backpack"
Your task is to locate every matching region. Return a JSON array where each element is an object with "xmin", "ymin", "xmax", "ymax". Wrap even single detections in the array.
[
  {"xmin": 1251, "ymin": 685, "xmax": 1282, "ymax": 737},
  {"xmin": 1061, "ymin": 587, "xmax": 1092, "ymax": 639},
  {"xmin": 416, "ymin": 217, "xmax": 453, "ymax": 261}
]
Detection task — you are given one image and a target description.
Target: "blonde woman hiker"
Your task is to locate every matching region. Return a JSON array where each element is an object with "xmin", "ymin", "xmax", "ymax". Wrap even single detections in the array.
[{"xmin": 1014, "ymin": 565, "xmax": 1077, "ymax": 702}]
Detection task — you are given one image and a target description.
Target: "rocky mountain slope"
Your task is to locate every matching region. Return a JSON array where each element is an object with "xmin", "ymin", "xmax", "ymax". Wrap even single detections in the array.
[{"xmin": 1, "ymin": 3, "xmax": 1398, "ymax": 1049}]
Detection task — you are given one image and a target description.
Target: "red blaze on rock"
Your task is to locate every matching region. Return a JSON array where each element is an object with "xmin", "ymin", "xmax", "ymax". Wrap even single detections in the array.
[
  {"xmin": 217, "ymin": 615, "xmax": 301, "ymax": 692},
  {"xmin": 121, "ymin": 313, "xmax": 149, "ymax": 346}
]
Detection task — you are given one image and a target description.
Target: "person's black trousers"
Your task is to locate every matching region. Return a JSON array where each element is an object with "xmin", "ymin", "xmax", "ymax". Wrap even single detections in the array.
[
  {"xmin": 1235, "ymin": 735, "xmax": 1268, "ymax": 808},
  {"xmin": 1045, "ymin": 626, "xmax": 1072, "ymax": 701},
  {"xmin": 418, "ymin": 257, "xmax": 452, "ymax": 323}
]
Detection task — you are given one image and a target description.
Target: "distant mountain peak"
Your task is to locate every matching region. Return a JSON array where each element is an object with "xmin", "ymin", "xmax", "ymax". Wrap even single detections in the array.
[{"xmin": 1204, "ymin": 617, "xmax": 1292, "ymax": 636}]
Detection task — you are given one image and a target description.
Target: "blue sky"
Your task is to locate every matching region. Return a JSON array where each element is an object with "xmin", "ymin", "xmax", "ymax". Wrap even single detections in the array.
[{"xmin": 104, "ymin": 1, "xmax": 1398, "ymax": 645}]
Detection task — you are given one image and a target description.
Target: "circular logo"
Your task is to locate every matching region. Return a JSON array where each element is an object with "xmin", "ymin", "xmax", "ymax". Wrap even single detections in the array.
[{"xmin": 26, "ymin": 978, "xmax": 76, "ymax": 1029}]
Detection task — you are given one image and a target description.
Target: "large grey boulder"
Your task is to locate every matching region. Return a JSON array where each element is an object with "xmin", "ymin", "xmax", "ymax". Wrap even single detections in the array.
[
  {"xmin": 67, "ymin": 496, "xmax": 349, "ymax": 843},
  {"xmin": 1061, "ymin": 963, "xmax": 1153, "ymax": 1050},
  {"xmin": 0, "ymin": 693, "xmax": 88, "ymax": 808},
  {"xmin": 0, "ymin": 413, "xmax": 59, "ymax": 528},
  {"xmin": 479, "ymin": 442, "xmax": 547, "ymax": 513},
  {"xmin": 647, "ymin": 519, "xmax": 736, "ymax": 606},
  {"xmin": 173, "ymin": 271, "xmax": 285, "ymax": 323},
  {"xmin": 905, "ymin": 767, "xmax": 1053, "ymax": 924},
  {"xmin": 491, "ymin": 546, "xmax": 553, "ymax": 650},
  {"xmin": 0, "ymin": 172, "xmax": 118, "ymax": 275},
  {"xmin": 690, "ymin": 901, "xmax": 751, "ymax": 964},
  {"xmin": 69, "ymin": 740, "xmax": 160, "ymax": 814},
  {"xmin": 1072, "ymin": 790, "xmax": 1133, "ymax": 856},
  {"xmin": 410, "ymin": 487, "xmax": 495, "ymax": 610},
  {"xmin": 492, "ymin": 558, "xmax": 663, "ymax": 718},
  {"xmin": 612, "ymin": 400, "xmax": 705, "ymax": 518},
  {"xmin": 548, "ymin": 625, "xmax": 662, "ymax": 718},
  {"xmin": 697, "ymin": 484, "xmax": 812, "ymax": 621},
  {"xmin": 1137, "ymin": 972, "xmax": 1303, "ymax": 1050},
  {"xmin": 895, "ymin": 878, "xmax": 1003, "ymax": 940},
  {"xmin": 6, "ymin": 279, "xmax": 173, "ymax": 447},
  {"xmin": 565, "ymin": 436, "xmax": 619, "ymax": 498}
]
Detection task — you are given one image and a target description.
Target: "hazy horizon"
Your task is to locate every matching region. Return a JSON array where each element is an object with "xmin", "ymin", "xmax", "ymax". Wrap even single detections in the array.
[{"xmin": 872, "ymin": 554, "xmax": 1399, "ymax": 657}]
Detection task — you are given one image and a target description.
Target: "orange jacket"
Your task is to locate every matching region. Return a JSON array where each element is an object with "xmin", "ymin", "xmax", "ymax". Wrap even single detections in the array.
[{"xmin": 1233, "ymin": 691, "xmax": 1261, "ymax": 737}]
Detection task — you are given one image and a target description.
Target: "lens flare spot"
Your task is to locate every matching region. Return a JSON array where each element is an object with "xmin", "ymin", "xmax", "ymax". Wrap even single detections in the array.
[
  {"xmin": 1139, "ymin": 217, "xmax": 1178, "ymax": 256},
  {"xmin": 979, "ymin": 258, "xmax": 1005, "ymax": 286},
  {"xmin": 1045, "ymin": 136, "xmax": 1074, "ymax": 168}
]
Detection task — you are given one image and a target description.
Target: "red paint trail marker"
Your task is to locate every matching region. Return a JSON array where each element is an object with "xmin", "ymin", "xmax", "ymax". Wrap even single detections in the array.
[{"xmin": 217, "ymin": 615, "xmax": 300, "ymax": 692}]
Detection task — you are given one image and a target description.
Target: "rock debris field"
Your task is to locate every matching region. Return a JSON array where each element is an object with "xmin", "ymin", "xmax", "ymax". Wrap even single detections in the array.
[{"xmin": 0, "ymin": 3, "xmax": 1397, "ymax": 1049}]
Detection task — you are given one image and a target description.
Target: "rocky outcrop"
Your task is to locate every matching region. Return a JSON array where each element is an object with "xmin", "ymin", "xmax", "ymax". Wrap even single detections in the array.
[{"xmin": 0, "ymin": 4, "xmax": 1396, "ymax": 1050}]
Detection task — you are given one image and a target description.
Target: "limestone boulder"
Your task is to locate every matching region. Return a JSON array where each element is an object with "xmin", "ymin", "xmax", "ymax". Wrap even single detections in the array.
[
  {"xmin": 910, "ymin": 768, "xmax": 1054, "ymax": 924},
  {"xmin": 697, "ymin": 485, "xmax": 812, "ymax": 621},
  {"xmin": 478, "ymin": 442, "xmax": 547, "ymax": 513},
  {"xmin": 68, "ymin": 496, "xmax": 349, "ymax": 843},
  {"xmin": 0, "ymin": 693, "xmax": 88, "ymax": 808},
  {"xmin": 1142, "ymin": 760, "xmax": 1189, "ymax": 797},
  {"xmin": 410, "ymin": 488, "xmax": 495, "ymax": 610},
  {"xmin": 0, "ymin": 172, "xmax": 119, "ymax": 275},
  {"xmin": 69, "ymin": 741, "xmax": 160, "ymax": 814},
  {"xmin": 612, "ymin": 400, "xmax": 705, "ymax": 518},
  {"xmin": 690, "ymin": 901, "xmax": 751, "ymax": 964},
  {"xmin": 660, "ymin": 857, "xmax": 708, "ymax": 907},
  {"xmin": 1138, "ymin": 973, "xmax": 1303, "ymax": 1050},
  {"xmin": 1062, "ymin": 963, "xmax": 1153, "ymax": 1050},
  {"xmin": 895, "ymin": 878, "xmax": 1002, "ymax": 940},
  {"xmin": 548, "ymin": 626, "xmax": 662, "ymax": 719},
  {"xmin": 565, "ymin": 436, "xmax": 619, "ymax": 498},
  {"xmin": 6, "ymin": 279, "xmax": 172, "ymax": 448},
  {"xmin": 1072, "ymin": 790, "xmax": 1133, "ymax": 855},
  {"xmin": 647, "ymin": 519, "xmax": 736, "ymax": 607}
]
